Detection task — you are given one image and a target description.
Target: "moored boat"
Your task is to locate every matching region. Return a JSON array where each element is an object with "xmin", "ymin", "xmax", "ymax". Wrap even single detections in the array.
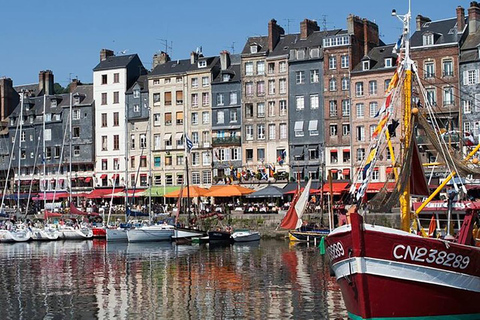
[
  {"xmin": 0, "ymin": 228, "xmax": 32, "ymax": 243},
  {"xmin": 59, "ymin": 225, "xmax": 93, "ymax": 240},
  {"xmin": 30, "ymin": 226, "xmax": 60, "ymax": 241},
  {"xmin": 231, "ymin": 230, "xmax": 260, "ymax": 242},
  {"xmin": 92, "ymin": 226, "xmax": 107, "ymax": 238},
  {"xmin": 208, "ymin": 229, "xmax": 233, "ymax": 242},
  {"xmin": 288, "ymin": 229, "xmax": 329, "ymax": 242},
  {"xmin": 126, "ymin": 224, "xmax": 174, "ymax": 242}
]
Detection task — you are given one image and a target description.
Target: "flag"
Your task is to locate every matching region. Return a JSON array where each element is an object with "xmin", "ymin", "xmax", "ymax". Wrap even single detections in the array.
[
  {"xmin": 372, "ymin": 115, "xmax": 389, "ymax": 139},
  {"xmin": 464, "ymin": 132, "xmax": 476, "ymax": 146},
  {"xmin": 374, "ymin": 91, "xmax": 392, "ymax": 118},
  {"xmin": 185, "ymin": 134, "xmax": 193, "ymax": 153},
  {"xmin": 428, "ymin": 215, "xmax": 437, "ymax": 237},
  {"xmin": 386, "ymin": 71, "xmax": 399, "ymax": 94},
  {"xmin": 392, "ymin": 35, "xmax": 403, "ymax": 55}
]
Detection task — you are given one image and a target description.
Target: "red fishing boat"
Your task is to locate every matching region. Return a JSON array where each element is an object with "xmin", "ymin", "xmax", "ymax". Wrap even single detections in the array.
[{"xmin": 325, "ymin": 3, "xmax": 480, "ymax": 319}]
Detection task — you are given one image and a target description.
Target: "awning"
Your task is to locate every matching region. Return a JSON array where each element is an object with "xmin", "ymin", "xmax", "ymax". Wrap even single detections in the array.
[
  {"xmin": 292, "ymin": 148, "xmax": 304, "ymax": 156},
  {"xmin": 308, "ymin": 120, "xmax": 318, "ymax": 131},
  {"xmin": 321, "ymin": 182, "xmax": 349, "ymax": 195},
  {"xmin": 175, "ymin": 133, "xmax": 183, "ymax": 140},
  {"xmin": 294, "ymin": 121, "xmax": 303, "ymax": 131},
  {"xmin": 330, "ymin": 169, "xmax": 338, "ymax": 173},
  {"xmin": 84, "ymin": 177, "xmax": 92, "ymax": 183},
  {"xmin": 386, "ymin": 167, "xmax": 393, "ymax": 174},
  {"xmin": 163, "ymin": 133, "xmax": 172, "ymax": 140},
  {"xmin": 330, "ymin": 149, "xmax": 337, "ymax": 153},
  {"xmin": 204, "ymin": 185, "xmax": 255, "ymax": 197},
  {"xmin": 112, "ymin": 174, "xmax": 119, "ymax": 179},
  {"xmin": 58, "ymin": 179, "xmax": 64, "ymax": 183},
  {"xmin": 354, "ymin": 182, "xmax": 396, "ymax": 193},
  {"xmin": 32, "ymin": 191, "xmax": 69, "ymax": 201},
  {"xmin": 99, "ymin": 174, "xmax": 107, "ymax": 179},
  {"xmin": 85, "ymin": 188, "xmax": 124, "ymax": 199},
  {"xmin": 373, "ymin": 167, "xmax": 379, "ymax": 171},
  {"xmin": 343, "ymin": 149, "xmax": 350, "ymax": 153},
  {"xmin": 343, "ymin": 168, "xmax": 350, "ymax": 175}
]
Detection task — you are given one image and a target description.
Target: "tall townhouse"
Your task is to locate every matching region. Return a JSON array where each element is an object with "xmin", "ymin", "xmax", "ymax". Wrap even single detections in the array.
[
  {"xmin": 288, "ymin": 19, "xmax": 324, "ymax": 182},
  {"xmin": 125, "ymin": 75, "xmax": 150, "ymax": 189},
  {"xmin": 410, "ymin": 7, "xmax": 465, "ymax": 165},
  {"xmin": 0, "ymin": 78, "xmax": 18, "ymax": 191},
  {"xmin": 460, "ymin": 2, "xmax": 480, "ymax": 144},
  {"xmin": 211, "ymin": 51, "xmax": 242, "ymax": 182},
  {"xmin": 8, "ymin": 72, "xmax": 95, "ymax": 195},
  {"xmin": 241, "ymin": 19, "xmax": 291, "ymax": 181},
  {"xmin": 148, "ymin": 51, "xmax": 219, "ymax": 189},
  {"xmin": 323, "ymin": 15, "xmax": 380, "ymax": 182},
  {"xmin": 93, "ymin": 49, "xmax": 146, "ymax": 188},
  {"xmin": 350, "ymin": 45, "xmax": 399, "ymax": 183},
  {"xmin": 185, "ymin": 52, "xmax": 219, "ymax": 187}
]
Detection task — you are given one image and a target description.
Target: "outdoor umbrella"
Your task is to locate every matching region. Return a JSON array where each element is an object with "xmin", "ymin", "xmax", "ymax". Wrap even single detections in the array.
[
  {"xmin": 204, "ymin": 185, "xmax": 254, "ymax": 197},
  {"xmin": 245, "ymin": 185, "xmax": 284, "ymax": 198},
  {"xmin": 164, "ymin": 185, "xmax": 209, "ymax": 198}
]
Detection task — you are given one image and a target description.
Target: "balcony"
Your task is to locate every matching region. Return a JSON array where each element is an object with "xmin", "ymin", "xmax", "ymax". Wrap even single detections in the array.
[{"xmin": 212, "ymin": 136, "xmax": 241, "ymax": 146}]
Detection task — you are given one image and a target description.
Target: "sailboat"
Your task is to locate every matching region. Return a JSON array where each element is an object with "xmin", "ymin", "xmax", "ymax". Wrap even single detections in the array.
[{"xmin": 324, "ymin": 4, "xmax": 480, "ymax": 319}]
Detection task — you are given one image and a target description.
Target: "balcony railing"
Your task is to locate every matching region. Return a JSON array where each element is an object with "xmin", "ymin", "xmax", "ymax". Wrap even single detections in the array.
[{"xmin": 212, "ymin": 136, "xmax": 241, "ymax": 145}]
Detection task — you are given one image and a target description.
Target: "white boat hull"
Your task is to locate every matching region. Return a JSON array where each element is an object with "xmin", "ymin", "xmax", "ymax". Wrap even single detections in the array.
[
  {"xmin": 106, "ymin": 228, "xmax": 128, "ymax": 242},
  {"xmin": 231, "ymin": 231, "xmax": 261, "ymax": 242},
  {"xmin": 31, "ymin": 228, "xmax": 60, "ymax": 241},
  {"xmin": 0, "ymin": 229, "xmax": 32, "ymax": 242},
  {"xmin": 127, "ymin": 225, "xmax": 174, "ymax": 242},
  {"xmin": 60, "ymin": 227, "xmax": 93, "ymax": 240},
  {"xmin": 172, "ymin": 229, "xmax": 204, "ymax": 240}
]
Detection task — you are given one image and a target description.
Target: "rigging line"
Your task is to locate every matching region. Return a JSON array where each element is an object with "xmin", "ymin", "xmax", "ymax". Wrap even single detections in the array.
[
  {"xmin": 49, "ymin": 108, "xmax": 70, "ymax": 209},
  {"xmin": 1, "ymin": 117, "xmax": 21, "ymax": 210},
  {"xmin": 24, "ymin": 134, "xmax": 42, "ymax": 218}
]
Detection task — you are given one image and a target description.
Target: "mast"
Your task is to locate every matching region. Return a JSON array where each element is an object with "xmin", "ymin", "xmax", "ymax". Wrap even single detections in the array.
[
  {"xmin": 69, "ymin": 93, "xmax": 72, "ymax": 206},
  {"xmin": 124, "ymin": 94, "xmax": 129, "ymax": 222},
  {"xmin": 17, "ymin": 91, "xmax": 25, "ymax": 216},
  {"xmin": 43, "ymin": 94, "xmax": 47, "ymax": 219},
  {"xmin": 393, "ymin": 0, "xmax": 413, "ymax": 232}
]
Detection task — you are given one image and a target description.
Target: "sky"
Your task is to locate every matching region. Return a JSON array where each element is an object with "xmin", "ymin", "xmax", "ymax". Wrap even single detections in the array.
[{"xmin": 0, "ymin": 0, "xmax": 472, "ymax": 86}]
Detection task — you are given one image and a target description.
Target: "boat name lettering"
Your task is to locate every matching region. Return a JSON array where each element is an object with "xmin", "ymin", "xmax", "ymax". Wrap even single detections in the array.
[
  {"xmin": 393, "ymin": 244, "xmax": 470, "ymax": 269},
  {"xmin": 327, "ymin": 242, "xmax": 345, "ymax": 260}
]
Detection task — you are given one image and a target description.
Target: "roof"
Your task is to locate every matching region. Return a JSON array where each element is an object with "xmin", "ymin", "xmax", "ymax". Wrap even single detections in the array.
[
  {"xmin": 149, "ymin": 56, "xmax": 219, "ymax": 77},
  {"xmin": 460, "ymin": 33, "xmax": 480, "ymax": 63},
  {"xmin": 241, "ymin": 36, "xmax": 269, "ymax": 56},
  {"xmin": 351, "ymin": 44, "xmax": 397, "ymax": 73},
  {"xmin": 212, "ymin": 64, "xmax": 241, "ymax": 83},
  {"xmin": 410, "ymin": 17, "xmax": 463, "ymax": 47},
  {"xmin": 93, "ymin": 54, "xmax": 142, "ymax": 71},
  {"xmin": 126, "ymin": 74, "xmax": 149, "ymax": 93}
]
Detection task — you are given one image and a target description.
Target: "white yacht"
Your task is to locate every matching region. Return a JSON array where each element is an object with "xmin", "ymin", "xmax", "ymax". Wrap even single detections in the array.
[
  {"xmin": 59, "ymin": 225, "xmax": 93, "ymax": 240},
  {"xmin": 31, "ymin": 226, "xmax": 60, "ymax": 241},
  {"xmin": 127, "ymin": 224, "xmax": 174, "ymax": 242}
]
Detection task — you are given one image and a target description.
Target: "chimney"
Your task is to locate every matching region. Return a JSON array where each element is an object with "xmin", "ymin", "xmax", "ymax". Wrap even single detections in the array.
[
  {"xmin": 152, "ymin": 51, "xmax": 171, "ymax": 69},
  {"xmin": 100, "ymin": 48, "xmax": 115, "ymax": 62},
  {"xmin": 0, "ymin": 78, "xmax": 17, "ymax": 120},
  {"xmin": 44, "ymin": 70, "xmax": 54, "ymax": 95},
  {"xmin": 268, "ymin": 19, "xmax": 285, "ymax": 51},
  {"xmin": 416, "ymin": 15, "xmax": 431, "ymax": 31},
  {"xmin": 300, "ymin": 19, "xmax": 319, "ymax": 40},
  {"xmin": 190, "ymin": 51, "xmax": 199, "ymax": 64},
  {"xmin": 69, "ymin": 79, "xmax": 82, "ymax": 93},
  {"xmin": 220, "ymin": 50, "xmax": 231, "ymax": 70},
  {"xmin": 457, "ymin": 6, "xmax": 466, "ymax": 32},
  {"xmin": 469, "ymin": 2, "xmax": 480, "ymax": 35},
  {"xmin": 38, "ymin": 70, "xmax": 46, "ymax": 95},
  {"xmin": 363, "ymin": 19, "xmax": 369, "ymax": 56}
]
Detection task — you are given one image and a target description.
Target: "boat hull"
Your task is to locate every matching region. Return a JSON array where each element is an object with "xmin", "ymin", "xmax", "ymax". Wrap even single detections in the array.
[
  {"xmin": 232, "ymin": 231, "xmax": 260, "ymax": 242},
  {"xmin": 288, "ymin": 230, "xmax": 329, "ymax": 242},
  {"xmin": 31, "ymin": 228, "xmax": 60, "ymax": 241},
  {"xmin": 127, "ymin": 226, "xmax": 174, "ymax": 242},
  {"xmin": 0, "ymin": 230, "xmax": 32, "ymax": 242},
  {"xmin": 106, "ymin": 228, "xmax": 128, "ymax": 242},
  {"xmin": 92, "ymin": 227, "xmax": 107, "ymax": 238},
  {"xmin": 325, "ymin": 213, "xmax": 480, "ymax": 319},
  {"xmin": 208, "ymin": 231, "xmax": 232, "ymax": 242},
  {"xmin": 60, "ymin": 228, "xmax": 93, "ymax": 240}
]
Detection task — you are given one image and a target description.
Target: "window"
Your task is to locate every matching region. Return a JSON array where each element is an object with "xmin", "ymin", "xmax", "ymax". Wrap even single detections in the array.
[
  {"xmin": 114, "ymin": 73, "xmax": 119, "ymax": 83},
  {"xmin": 279, "ymin": 61, "xmax": 287, "ymax": 73},
  {"xmin": 198, "ymin": 60, "xmax": 207, "ymax": 68},
  {"xmin": 356, "ymin": 126, "xmax": 365, "ymax": 141},
  {"xmin": 192, "ymin": 132, "xmax": 199, "ymax": 144},
  {"xmin": 245, "ymin": 62, "xmax": 254, "ymax": 76},
  {"xmin": 296, "ymin": 96, "xmax": 305, "ymax": 110},
  {"xmin": 296, "ymin": 71, "xmax": 305, "ymax": 84},
  {"xmin": 230, "ymin": 110, "xmax": 237, "ymax": 123},
  {"xmin": 294, "ymin": 121, "xmax": 304, "ymax": 137},
  {"xmin": 257, "ymin": 124, "xmax": 265, "ymax": 139},
  {"xmin": 202, "ymin": 76, "xmax": 209, "ymax": 87},
  {"xmin": 310, "ymin": 94, "xmax": 319, "ymax": 109},
  {"xmin": 102, "ymin": 136, "xmax": 108, "ymax": 151},
  {"xmin": 296, "ymin": 49, "xmax": 305, "ymax": 60},
  {"xmin": 330, "ymin": 150, "xmax": 338, "ymax": 163},
  {"xmin": 202, "ymin": 152, "xmax": 211, "ymax": 165},
  {"xmin": 164, "ymin": 92, "xmax": 172, "ymax": 106},
  {"xmin": 130, "ymin": 134, "xmax": 135, "ymax": 149},
  {"xmin": 191, "ymin": 112, "xmax": 198, "ymax": 125},
  {"xmin": 73, "ymin": 109, "xmax": 80, "ymax": 120},
  {"xmin": 245, "ymin": 125, "xmax": 253, "ymax": 140},
  {"xmin": 425, "ymin": 62, "xmax": 435, "ymax": 78},
  {"xmin": 113, "ymin": 112, "xmax": 119, "ymax": 126},
  {"xmin": 385, "ymin": 79, "xmax": 391, "ymax": 91},
  {"xmin": 309, "ymin": 148, "xmax": 319, "ymax": 160},
  {"xmin": 369, "ymin": 102, "xmax": 378, "ymax": 117},
  {"xmin": 191, "ymin": 78, "xmax": 198, "ymax": 88},
  {"xmin": 369, "ymin": 81, "xmax": 377, "ymax": 95},
  {"xmin": 356, "ymin": 103, "xmax": 364, "ymax": 118},
  {"xmin": 308, "ymin": 120, "xmax": 318, "ymax": 136},
  {"xmin": 257, "ymin": 103, "xmax": 265, "ymax": 117},
  {"xmin": 102, "ymin": 159, "xmax": 108, "ymax": 170},
  {"xmin": 329, "ymin": 124, "xmax": 337, "ymax": 136},
  {"xmin": 154, "ymin": 134, "xmax": 161, "ymax": 150},
  {"xmin": 362, "ymin": 60, "xmax": 370, "ymax": 71},
  {"xmin": 342, "ymin": 100, "xmax": 350, "ymax": 116},
  {"xmin": 328, "ymin": 56, "xmax": 336, "ymax": 69},
  {"xmin": 268, "ymin": 63, "xmax": 275, "ymax": 74},
  {"xmin": 465, "ymin": 122, "xmax": 471, "ymax": 134},
  {"xmin": 153, "ymin": 93, "xmax": 161, "ymax": 104},
  {"xmin": 246, "ymin": 149, "xmax": 253, "ymax": 161},
  {"xmin": 133, "ymin": 89, "xmax": 140, "ymax": 98},
  {"xmin": 341, "ymin": 77, "xmax": 350, "ymax": 91},
  {"xmin": 423, "ymin": 33, "xmax": 434, "ymax": 46},
  {"xmin": 202, "ymin": 111, "xmax": 210, "ymax": 124},
  {"xmin": 384, "ymin": 58, "xmax": 393, "ymax": 68},
  {"xmin": 165, "ymin": 155, "xmax": 172, "ymax": 166},
  {"xmin": 341, "ymin": 55, "xmax": 349, "ymax": 68},
  {"xmin": 329, "ymin": 78, "xmax": 337, "ymax": 91},
  {"xmin": 177, "ymin": 134, "xmax": 184, "ymax": 147},
  {"xmin": 310, "ymin": 70, "xmax": 319, "ymax": 83},
  {"xmin": 153, "ymin": 113, "xmax": 161, "ymax": 126},
  {"xmin": 342, "ymin": 124, "xmax": 350, "ymax": 136},
  {"xmin": 269, "ymin": 124, "xmax": 276, "ymax": 140},
  {"xmin": 279, "ymin": 79, "xmax": 287, "ymax": 94},
  {"xmin": 101, "ymin": 113, "xmax": 107, "ymax": 127},
  {"xmin": 370, "ymin": 124, "xmax": 376, "ymax": 137},
  {"xmin": 257, "ymin": 148, "xmax": 265, "ymax": 161},
  {"xmin": 113, "ymin": 135, "xmax": 120, "ymax": 150},
  {"xmin": 257, "ymin": 81, "xmax": 265, "ymax": 95},
  {"xmin": 280, "ymin": 123, "xmax": 287, "ymax": 139},
  {"xmin": 268, "ymin": 80, "xmax": 275, "ymax": 95},
  {"xmin": 355, "ymin": 82, "xmax": 364, "ymax": 96},
  {"xmin": 230, "ymin": 92, "xmax": 238, "ymax": 105},
  {"xmin": 133, "ymin": 104, "xmax": 140, "ymax": 112},
  {"xmin": 139, "ymin": 156, "xmax": 147, "ymax": 168},
  {"xmin": 343, "ymin": 150, "xmax": 350, "ymax": 163},
  {"xmin": 166, "ymin": 174, "xmax": 174, "ymax": 185},
  {"xmin": 177, "ymin": 155, "xmax": 184, "ymax": 166},
  {"xmin": 191, "ymin": 172, "xmax": 200, "ymax": 185},
  {"xmin": 192, "ymin": 152, "xmax": 200, "ymax": 166},
  {"xmin": 190, "ymin": 93, "xmax": 199, "ymax": 107},
  {"xmin": 217, "ymin": 110, "xmax": 225, "ymax": 124},
  {"xmin": 329, "ymin": 100, "xmax": 337, "ymax": 117},
  {"xmin": 157, "ymin": 113, "xmax": 171, "ymax": 129},
  {"xmin": 217, "ymin": 93, "xmax": 224, "ymax": 105},
  {"xmin": 130, "ymin": 156, "xmax": 136, "ymax": 169},
  {"xmin": 443, "ymin": 87, "xmax": 454, "ymax": 105},
  {"xmin": 280, "ymin": 100, "xmax": 287, "ymax": 115},
  {"xmin": 113, "ymin": 91, "xmax": 119, "ymax": 104},
  {"xmin": 101, "ymin": 93, "xmax": 107, "ymax": 105},
  {"xmin": 222, "ymin": 74, "xmax": 230, "ymax": 82},
  {"xmin": 268, "ymin": 101, "xmax": 276, "ymax": 116},
  {"xmin": 464, "ymin": 100, "xmax": 473, "ymax": 114},
  {"xmin": 245, "ymin": 104, "xmax": 254, "ymax": 118},
  {"xmin": 465, "ymin": 69, "xmax": 479, "ymax": 85},
  {"xmin": 257, "ymin": 61, "xmax": 265, "ymax": 75},
  {"xmin": 73, "ymin": 127, "xmax": 80, "ymax": 138},
  {"xmin": 202, "ymin": 171, "xmax": 212, "ymax": 184},
  {"xmin": 202, "ymin": 93, "xmax": 209, "ymax": 106},
  {"xmin": 176, "ymin": 91, "xmax": 183, "ymax": 104},
  {"xmin": 74, "ymin": 146, "xmax": 80, "ymax": 156},
  {"xmin": 101, "ymin": 74, "xmax": 107, "ymax": 85}
]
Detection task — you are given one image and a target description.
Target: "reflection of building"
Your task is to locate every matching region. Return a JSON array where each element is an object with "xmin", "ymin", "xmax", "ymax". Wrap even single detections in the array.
[
  {"xmin": 350, "ymin": 44, "xmax": 398, "ymax": 183},
  {"xmin": 211, "ymin": 51, "xmax": 242, "ymax": 182}
]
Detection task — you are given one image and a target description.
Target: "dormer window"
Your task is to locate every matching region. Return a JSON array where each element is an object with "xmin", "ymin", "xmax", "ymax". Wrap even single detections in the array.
[
  {"xmin": 73, "ymin": 94, "xmax": 81, "ymax": 105},
  {"xmin": 51, "ymin": 99, "xmax": 57, "ymax": 108},
  {"xmin": 250, "ymin": 44, "xmax": 258, "ymax": 54},
  {"xmin": 222, "ymin": 74, "xmax": 230, "ymax": 82},
  {"xmin": 133, "ymin": 89, "xmax": 140, "ymax": 98},
  {"xmin": 384, "ymin": 58, "xmax": 393, "ymax": 67},
  {"xmin": 362, "ymin": 60, "xmax": 370, "ymax": 71},
  {"xmin": 198, "ymin": 60, "xmax": 207, "ymax": 68},
  {"xmin": 296, "ymin": 49, "xmax": 305, "ymax": 60},
  {"xmin": 423, "ymin": 33, "xmax": 434, "ymax": 46}
]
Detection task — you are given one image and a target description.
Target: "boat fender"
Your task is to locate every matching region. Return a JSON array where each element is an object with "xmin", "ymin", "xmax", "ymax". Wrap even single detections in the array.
[{"xmin": 226, "ymin": 226, "xmax": 232, "ymax": 233}]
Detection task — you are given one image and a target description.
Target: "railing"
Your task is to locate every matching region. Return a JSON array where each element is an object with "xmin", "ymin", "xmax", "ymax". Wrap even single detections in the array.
[{"xmin": 212, "ymin": 136, "xmax": 241, "ymax": 145}]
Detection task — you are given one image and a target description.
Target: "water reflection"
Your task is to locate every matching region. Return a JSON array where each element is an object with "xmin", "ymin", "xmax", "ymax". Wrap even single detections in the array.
[{"xmin": 0, "ymin": 240, "xmax": 346, "ymax": 319}]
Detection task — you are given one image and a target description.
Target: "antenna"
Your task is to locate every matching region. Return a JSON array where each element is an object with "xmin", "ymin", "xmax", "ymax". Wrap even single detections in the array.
[
  {"xmin": 158, "ymin": 39, "xmax": 173, "ymax": 55},
  {"xmin": 230, "ymin": 42, "xmax": 235, "ymax": 54},
  {"xmin": 283, "ymin": 18, "xmax": 295, "ymax": 34},
  {"xmin": 322, "ymin": 15, "xmax": 328, "ymax": 32}
]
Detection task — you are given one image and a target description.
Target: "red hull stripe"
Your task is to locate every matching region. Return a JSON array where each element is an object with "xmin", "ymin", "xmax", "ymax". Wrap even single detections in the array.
[
  {"xmin": 348, "ymin": 311, "xmax": 480, "ymax": 320},
  {"xmin": 333, "ymin": 257, "xmax": 480, "ymax": 293}
]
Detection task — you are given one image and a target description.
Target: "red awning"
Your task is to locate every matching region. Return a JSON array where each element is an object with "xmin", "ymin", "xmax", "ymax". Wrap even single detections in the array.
[
  {"xmin": 59, "ymin": 179, "xmax": 64, "ymax": 183},
  {"xmin": 343, "ymin": 169, "xmax": 350, "ymax": 175},
  {"xmin": 84, "ymin": 177, "xmax": 92, "ymax": 183},
  {"xmin": 99, "ymin": 174, "xmax": 107, "ymax": 179},
  {"xmin": 112, "ymin": 174, "xmax": 119, "ymax": 179},
  {"xmin": 330, "ymin": 169, "xmax": 338, "ymax": 173},
  {"xmin": 331, "ymin": 149, "xmax": 337, "ymax": 153},
  {"xmin": 77, "ymin": 177, "xmax": 84, "ymax": 181},
  {"xmin": 386, "ymin": 167, "xmax": 393, "ymax": 174},
  {"xmin": 354, "ymin": 182, "xmax": 396, "ymax": 193},
  {"xmin": 85, "ymin": 188, "xmax": 123, "ymax": 199},
  {"xmin": 343, "ymin": 149, "xmax": 350, "ymax": 152},
  {"xmin": 321, "ymin": 182, "xmax": 349, "ymax": 195},
  {"xmin": 373, "ymin": 167, "xmax": 379, "ymax": 171}
]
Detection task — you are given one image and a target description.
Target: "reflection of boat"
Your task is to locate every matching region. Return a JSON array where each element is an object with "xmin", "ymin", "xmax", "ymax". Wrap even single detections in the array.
[
  {"xmin": 106, "ymin": 228, "xmax": 128, "ymax": 242},
  {"xmin": 231, "ymin": 230, "xmax": 260, "ymax": 242},
  {"xmin": 326, "ymin": 6, "xmax": 480, "ymax": 319},
  {"xmin": 127, "ymin": 224, "xmax": 174, "ymax": 242}
]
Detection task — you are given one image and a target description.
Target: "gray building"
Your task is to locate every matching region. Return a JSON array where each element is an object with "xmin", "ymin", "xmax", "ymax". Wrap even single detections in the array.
[
  {"xmin": 288, "ymin": 19, "xmax": 324, "ymax": 181},
  {"xmin": 211, "ymin": 51, "xmax": 242, "ymax": 182}
]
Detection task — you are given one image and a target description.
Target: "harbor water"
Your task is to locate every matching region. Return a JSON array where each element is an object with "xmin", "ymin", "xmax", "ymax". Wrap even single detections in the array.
[{"xmin": 0, "ymin": 239, "xmax": 347, "ymax": 319}]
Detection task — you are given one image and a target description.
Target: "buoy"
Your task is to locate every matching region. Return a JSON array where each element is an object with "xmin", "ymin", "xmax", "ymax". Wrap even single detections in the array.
[
  {"xmin": 412, "ymin": 107, "xmax": 419, "ymax": 115},
  {"xmin": 473, "ymin": 158, "xmax": 479, "ymax": 165}
]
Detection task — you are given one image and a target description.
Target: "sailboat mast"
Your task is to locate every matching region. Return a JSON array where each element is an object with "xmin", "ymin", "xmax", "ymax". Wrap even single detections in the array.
[
  {"xmin": 69, "ymin": 93, "xmax": 72, "ymax": 205},
  {"xmin": 17, "ymin": 92, "xmax": 24, "ymax": 215},
  {"xmin": 43, "ymin": 94, "xmax": 47, "ymax": 218}
]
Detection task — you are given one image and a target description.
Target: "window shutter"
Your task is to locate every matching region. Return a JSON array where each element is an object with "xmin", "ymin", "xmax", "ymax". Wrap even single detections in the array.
[
  {"xmin": 475, "ymin": 94, "xmax": 480, "ymax": 112},
  {"xmin": 476, "ymin": 70, "xmax": 480, "ymax": 84},
  {"xmin": 463, "ymin": 71, "xmax": 468, "ymax": 85}
]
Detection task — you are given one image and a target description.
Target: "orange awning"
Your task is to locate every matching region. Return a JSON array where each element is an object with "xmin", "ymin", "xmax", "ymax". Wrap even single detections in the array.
[
  {"xmin": 354, "ymin": 182, "xmax": 396, "ymax": 193},
  {"xmin": 343, "ymin": 169, "xmax": 350, "ymax": 175},
  {"xmin": 164, "ymin": 185, "xmax": 209, "ymax": 198},
  {"xmin": 204, "ymin": 185, "xmax": 255, "ymax": 197},
  {"xmin": 321, "ymin": 182, "xmax": 349, "ymax": 195}
]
